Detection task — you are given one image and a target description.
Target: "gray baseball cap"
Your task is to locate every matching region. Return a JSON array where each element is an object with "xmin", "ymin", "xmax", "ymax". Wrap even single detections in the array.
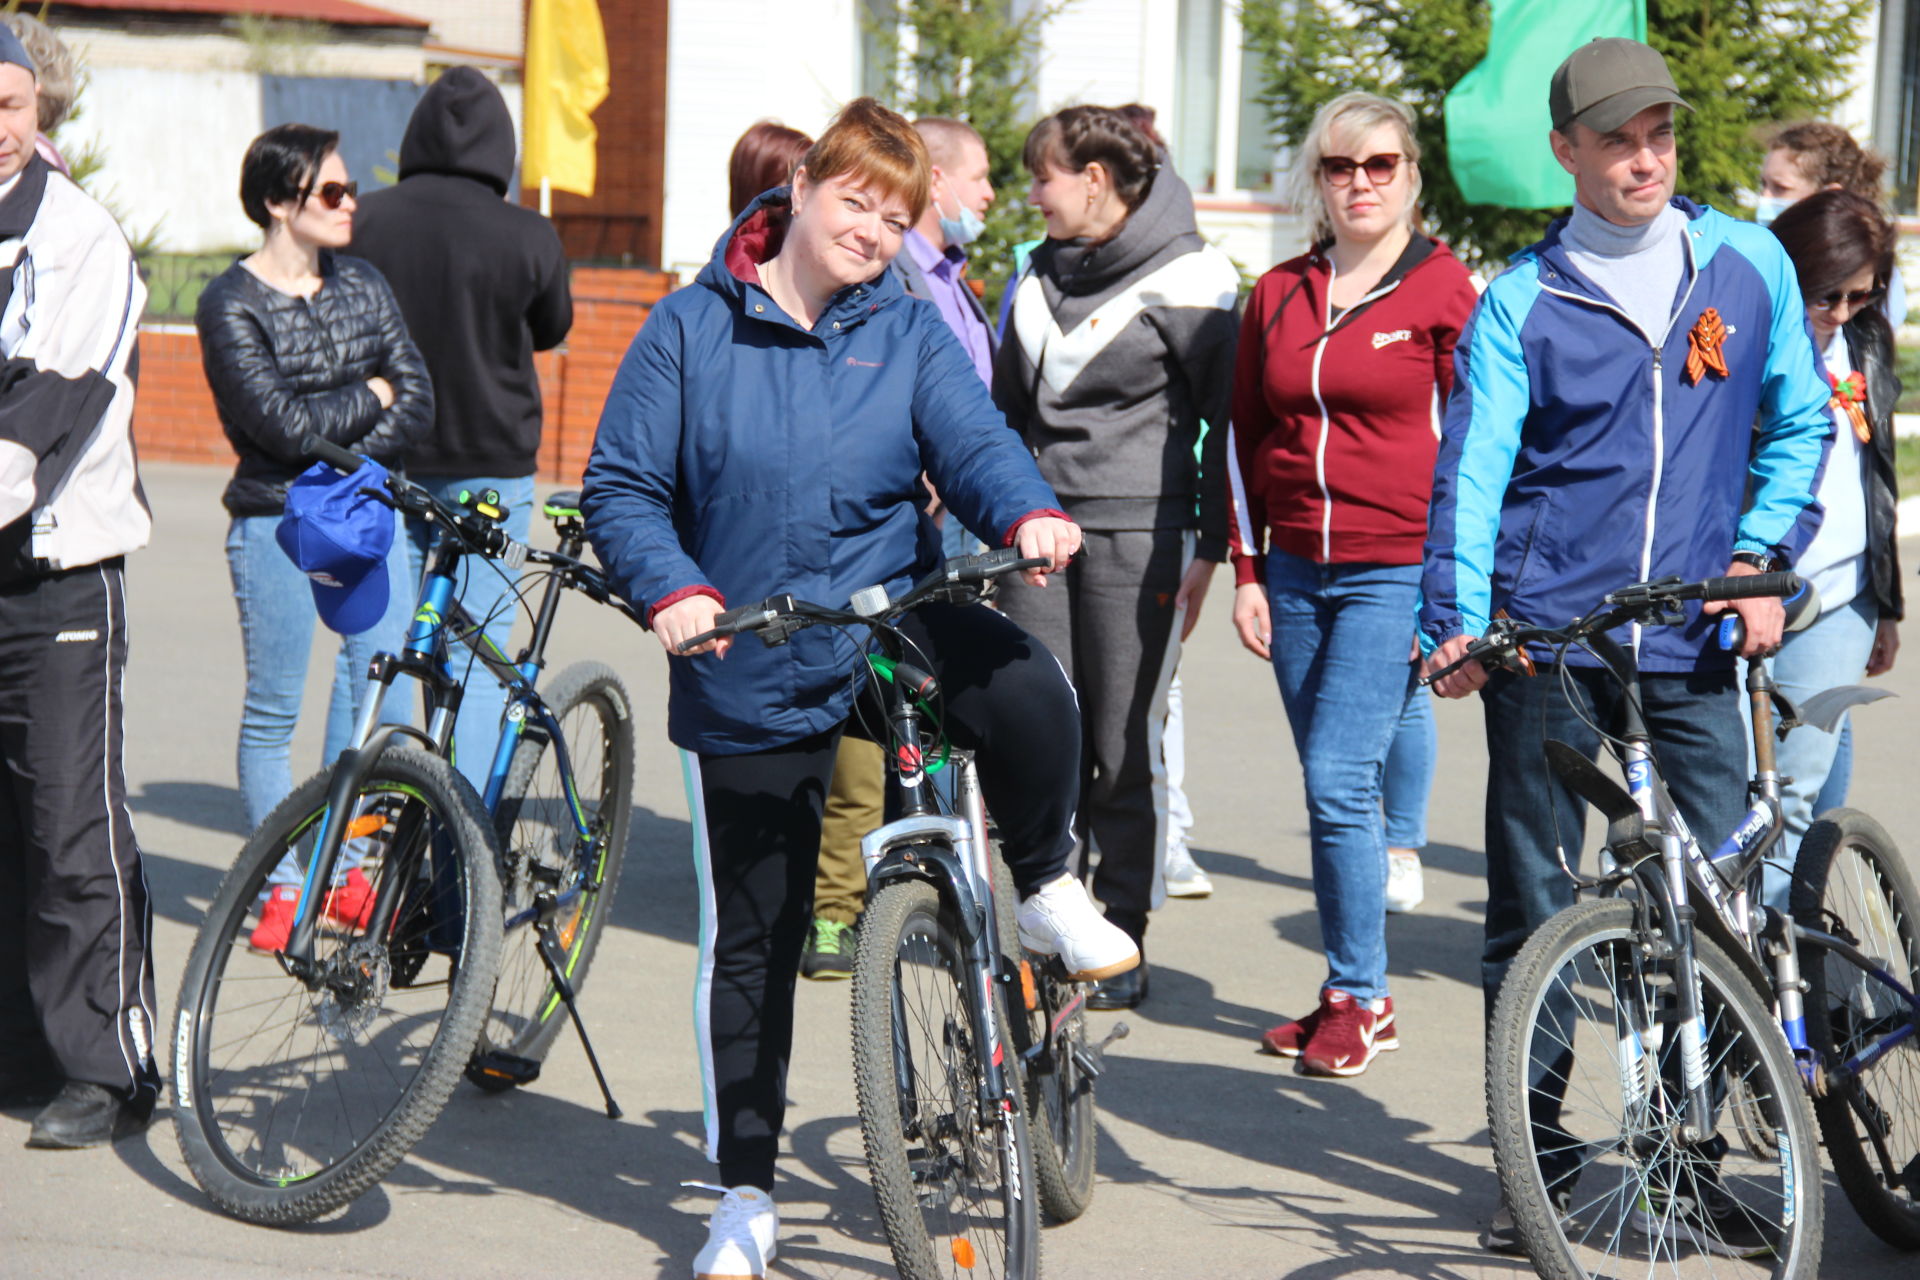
[
  {"xmin": 0, "ymin": 26, "xmax": 36, "ymax": 78},
  {"xmin": 1549, "ymin": 38, "xmax": 1690, "ymax": 134}
]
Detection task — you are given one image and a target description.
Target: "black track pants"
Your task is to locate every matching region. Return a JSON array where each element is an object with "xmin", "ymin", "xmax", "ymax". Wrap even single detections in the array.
[
  {"xmin": 0, "ymin": 561, "xmax": 159, "ymax": 1102},
  {"xmin": 684, "ymin": 601, "xmax": 1078, "ymax": 1190}
]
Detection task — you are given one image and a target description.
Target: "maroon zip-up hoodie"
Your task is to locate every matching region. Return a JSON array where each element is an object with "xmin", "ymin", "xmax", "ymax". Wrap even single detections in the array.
[{"xmin": 1227, "ymin": 236, "xmax": 1478, "ymax": 582}]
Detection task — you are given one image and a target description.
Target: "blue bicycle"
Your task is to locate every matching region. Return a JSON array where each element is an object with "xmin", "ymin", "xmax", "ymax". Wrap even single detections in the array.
[{"xmin": 173, "ymin": 439, "xmax": 637, "ymax": 1224}]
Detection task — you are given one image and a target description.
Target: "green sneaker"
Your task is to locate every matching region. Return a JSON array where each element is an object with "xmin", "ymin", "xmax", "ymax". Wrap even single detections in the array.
[{"xmin": 800, "ymin": 917, "xmax": 856, "ymax": 981}]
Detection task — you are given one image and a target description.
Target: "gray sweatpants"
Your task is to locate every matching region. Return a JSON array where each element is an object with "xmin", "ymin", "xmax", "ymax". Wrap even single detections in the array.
[{"xmin": 996, "ymin": 527, "xmax": 1191, "ymax": 938}]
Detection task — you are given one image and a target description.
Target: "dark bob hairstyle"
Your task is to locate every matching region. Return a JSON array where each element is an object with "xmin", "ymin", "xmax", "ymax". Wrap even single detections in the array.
[
  {"xmin": 1768, "ymin": 187, "xmax": 1895, "ymax": 311},
  {"xmin": 727, "ymin": 119, "xmax": 812, "ymax": 219},
  {"xmin": 239, "ymin": 123, "xmax": 340, "ymax": 230}
]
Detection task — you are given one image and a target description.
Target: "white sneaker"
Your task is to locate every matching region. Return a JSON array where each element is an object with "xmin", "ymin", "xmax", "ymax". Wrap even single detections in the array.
[
  {"xmin": 1164, "ymin": 844, "xmax": 1213, "ymax": 898},
  {"xmin": 689, "ymin": 1184, "xmax": 778, "ymax": 1280},
  {"xmin": 1016, "ymin": 873, "xmax": 1140, "ymax": 981},
  {"xmin": 1385, "ymin": 848, "xmax": 1424, "ymax": 914}
]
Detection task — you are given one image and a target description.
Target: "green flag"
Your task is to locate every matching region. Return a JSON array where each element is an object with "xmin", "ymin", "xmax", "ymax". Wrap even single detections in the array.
[{"xmin": 1444, "ymin": 0, "xmax": 1647, "ymax": 209}]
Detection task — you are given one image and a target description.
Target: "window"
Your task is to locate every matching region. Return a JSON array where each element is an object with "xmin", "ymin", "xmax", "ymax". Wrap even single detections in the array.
[
  {"xmin": 1173, "ymin": 0, "xmax": 1280, "ymax": 196},
  {"xmin": 860, "ymin": 0, "xmax": 898, "ymax": 100}
]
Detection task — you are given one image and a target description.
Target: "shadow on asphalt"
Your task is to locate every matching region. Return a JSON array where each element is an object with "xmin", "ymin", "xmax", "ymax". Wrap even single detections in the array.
[
  {"xmin": 141, "ymin": 849, "xmax": 228, "ymax": 929},
  {"xmin": 130, "ymin": 779, "xmax": 248, "ymax": 836}
]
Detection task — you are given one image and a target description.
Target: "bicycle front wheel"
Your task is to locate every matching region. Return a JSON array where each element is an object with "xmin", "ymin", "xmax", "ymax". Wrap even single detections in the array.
[
  {"xmin": 1792, "ymin": 808, "xmax": 1920, "ymax": 1250},
  {"xmin": 1487, "ymin": 898, "xmax": 1821, "ymax": 1279},
  {"xmin": 852, "ymin": 875, "xmax": 1040, "ymax": 1280},
  {"xmin": 172, "ymin": 747, "xmax": 503, "ymax": 1224},
  {"xmin": 478, "ymin": 662, "xmax": 635, "ymax": 1073}
]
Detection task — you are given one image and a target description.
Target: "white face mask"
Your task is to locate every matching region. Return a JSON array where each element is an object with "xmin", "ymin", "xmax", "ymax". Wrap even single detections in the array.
[
  {"xmin": 1754, "ymin": 194, "xmax": 1794, "ymax": 227},
  {"xmin": 934, "ymin": 175, "xmax": 985, "ymax": 247}
]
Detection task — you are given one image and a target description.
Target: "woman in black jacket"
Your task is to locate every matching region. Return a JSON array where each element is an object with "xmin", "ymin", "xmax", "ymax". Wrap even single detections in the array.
[
  {"xmin": 1760, "ymin": 189, "xmax": 1903, "ymax": 908},
  {"xmin": 195, "ymin": 124, "xmax": 432, "ymax": 950}
]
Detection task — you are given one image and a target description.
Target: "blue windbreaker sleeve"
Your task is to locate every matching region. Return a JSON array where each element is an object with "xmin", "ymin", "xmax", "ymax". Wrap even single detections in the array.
[
  {"xmin": 910, "ymin": 312, "xmax": 1065, "ymax": 543},
  {"xmin": 580, "ymin": 306, "xmax": 715, "ymax": 623},
  {"xmin": 1739, "ymin": 236, "xmax": 1834, "ymax": 564},
  {"xmin": 1419, "ymin": 280, "xmax": 1534, "ymax": 653}
]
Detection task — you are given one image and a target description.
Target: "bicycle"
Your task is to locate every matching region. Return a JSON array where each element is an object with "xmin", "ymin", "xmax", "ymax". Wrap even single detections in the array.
[
  {"xmin": 173, "ymin": 439, "xmax": 638, "ymax": 1224},
  {"xmin": 679, "ymin": 547, "xmax": 1127, "ymax": 1278},
  {"xmin": 1431, "ymin": 571, "xmax": 1919, "ymax": 1277}
]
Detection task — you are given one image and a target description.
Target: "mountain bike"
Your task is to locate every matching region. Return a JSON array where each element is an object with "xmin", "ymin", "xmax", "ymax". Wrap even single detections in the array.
[
  {"xmin": 680, "ymin": 547, "xmax": 1123, "ymax": 1279},
  {"xmin": 1435, "ymin": 571, "xmax": 1917, "ymax": 1277},
  {"xmin": 172, "ymin": 440, "xmax": 638, "ymax": 1224}
]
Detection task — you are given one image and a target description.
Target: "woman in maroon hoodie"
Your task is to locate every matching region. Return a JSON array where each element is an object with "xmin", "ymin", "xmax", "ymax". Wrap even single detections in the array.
[{"xmin": 1226, "ymin": 92, "xmax": 1478, "ymax": 1078}]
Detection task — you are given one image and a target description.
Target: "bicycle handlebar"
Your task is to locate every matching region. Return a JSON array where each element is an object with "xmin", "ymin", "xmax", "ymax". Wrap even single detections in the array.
[{"xmin": 673, "ymin": 547, "xmax": 1049, "ymax": 655}]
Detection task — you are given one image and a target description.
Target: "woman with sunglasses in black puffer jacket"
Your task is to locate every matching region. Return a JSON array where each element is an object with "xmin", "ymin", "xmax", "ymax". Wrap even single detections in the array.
[{"xmin": 196, "ymin": 123, "xmax": 432, "ymax": 950}]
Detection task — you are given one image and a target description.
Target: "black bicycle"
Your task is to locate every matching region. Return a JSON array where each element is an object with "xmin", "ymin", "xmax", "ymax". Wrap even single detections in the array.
[
  {"xmin": 173, "ymin": 440, "xmax": 637, "ymax": 1224},
  {"xmin": 678, "ymin": 548, "xmax": 1123, "ymax": 1278}
]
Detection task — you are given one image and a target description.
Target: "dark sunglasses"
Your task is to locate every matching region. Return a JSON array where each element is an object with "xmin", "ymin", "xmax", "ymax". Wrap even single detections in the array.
[
  {"xmin": 1319, "ymin": 153, "xmax": 1402, "ymax": 187},
  {"xmin": 311, "ymin": 181, "xmax": 358, "ymax": 210},
  {"xmin": 1812, "ymin": 285, "xmax": 1882, "ymax": 312}
]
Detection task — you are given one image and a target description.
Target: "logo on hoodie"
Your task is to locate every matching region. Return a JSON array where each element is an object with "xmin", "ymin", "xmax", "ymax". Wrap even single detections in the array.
[{"xmin": 1371, "ymin": 329, "xmax": 1412, "ymax": 350}]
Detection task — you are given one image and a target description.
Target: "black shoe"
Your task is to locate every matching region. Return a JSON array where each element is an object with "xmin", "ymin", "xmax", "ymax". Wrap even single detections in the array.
[
  {"xmin": 25, "ymin": 1081, "xmax": 152, "ymax": 1149},
  {"xmin": 1087, "ymin": 957, "xmax": 1148, "ymax": 1010}
]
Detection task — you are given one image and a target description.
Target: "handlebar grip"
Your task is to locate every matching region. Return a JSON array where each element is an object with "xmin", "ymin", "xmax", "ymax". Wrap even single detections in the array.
[
  {"xmin": 303, "ymin": 435, "xmax": 366, "ymax": 474},
  {"xmin": 1697, "ymin": 571, "xmax": 1801, "ymax": 602}
]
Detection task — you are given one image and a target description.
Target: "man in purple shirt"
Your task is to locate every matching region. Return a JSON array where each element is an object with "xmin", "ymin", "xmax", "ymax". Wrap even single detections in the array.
[{"xmin": 896, "ymin": 118, "xmax": 996, "ymax": 388}]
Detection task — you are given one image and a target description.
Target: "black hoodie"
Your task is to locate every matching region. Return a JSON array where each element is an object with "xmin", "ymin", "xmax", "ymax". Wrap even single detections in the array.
[{"xmin": 351, "ymin": 67, "xmax": 571, "ymax": 478}]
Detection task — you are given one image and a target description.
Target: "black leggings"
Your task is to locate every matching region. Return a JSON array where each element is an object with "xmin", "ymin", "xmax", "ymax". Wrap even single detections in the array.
[{"xmin": 686, "ymin": 601, "xmax": 1078, "ymax": 1190}]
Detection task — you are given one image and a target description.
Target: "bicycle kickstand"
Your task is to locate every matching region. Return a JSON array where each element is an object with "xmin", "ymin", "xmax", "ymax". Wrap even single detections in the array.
[{"xmin": 533, "ymin": 896, "xmax": 624, "ymax": 1119}]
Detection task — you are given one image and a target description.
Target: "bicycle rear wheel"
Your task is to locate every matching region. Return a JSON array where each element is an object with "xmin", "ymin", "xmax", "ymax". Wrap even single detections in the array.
[
  {"xmin": 852, "ymin": 875, "xmax": 1039, "ymax": 1280},
  {"xmin": 1487, "ymin": 898, "xmax": 1821, "ymax": 1279},
  {"xmin": 171, "ymin": 747, "xmax": 502, "ymax": 1224},
  {"xmin": 477, "ymin": 662, "xmax": 634, "ymax": 1074},
  {"xmin": 1792, "ymin": 808, "xmax": 1920, "ymax": 1249}
]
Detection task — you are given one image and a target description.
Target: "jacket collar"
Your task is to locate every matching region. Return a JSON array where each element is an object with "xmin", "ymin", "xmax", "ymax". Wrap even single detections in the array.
[
  {"xmin": 1524, "ymin": 195, "xmax": 1706, "ymax": 302},
  {"xmin": 0, "ymin": 156, "xmax": 49, "ymax": 241}
]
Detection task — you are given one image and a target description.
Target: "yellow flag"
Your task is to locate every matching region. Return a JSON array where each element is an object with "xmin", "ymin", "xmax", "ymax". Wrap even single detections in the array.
[{"xmin": 522, "ymin": 0, "xmax": 610, "ymax": 198}]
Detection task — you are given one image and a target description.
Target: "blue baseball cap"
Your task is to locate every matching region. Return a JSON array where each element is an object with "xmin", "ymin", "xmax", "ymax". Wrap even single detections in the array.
[{"xmin": 277, "ymin": 458, "xmax": 395, "ymax": 635}]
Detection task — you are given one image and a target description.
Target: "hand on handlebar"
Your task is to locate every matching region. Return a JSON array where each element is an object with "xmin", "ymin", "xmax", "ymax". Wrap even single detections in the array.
[
  {"xmin": 1702, "ymin": 559, "xmax": 1784, "ymax": 659},
  {"xmin": 1422, "ymin": 633, "xmax": 1488, "ymax": 699},
  {"xmin": 656, "ymin": 593, "xmax": 731, "ymax": 659},
  {"xmin": 1014, "ymin": 516, "xmax": 1082, "ymax": 587}
]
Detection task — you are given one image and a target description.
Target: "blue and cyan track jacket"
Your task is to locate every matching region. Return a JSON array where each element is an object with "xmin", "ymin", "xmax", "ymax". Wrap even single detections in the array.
[{"xmin": 1420, "ymin": 198, "xmax": 1835, "ymax": 673}]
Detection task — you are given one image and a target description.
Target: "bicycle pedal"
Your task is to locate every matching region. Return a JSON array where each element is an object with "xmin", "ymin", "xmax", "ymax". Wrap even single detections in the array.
[{"xmin": 466, "ymin": 1050, "xmax": 541, "ymax": 1092}]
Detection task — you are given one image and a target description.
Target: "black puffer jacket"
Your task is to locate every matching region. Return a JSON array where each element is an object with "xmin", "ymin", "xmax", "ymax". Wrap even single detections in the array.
[
  {"xmin": 1848, "ymin": 309, "xmax": 1904, "ymax": 621},
  {"xmin": 196, "ymin": 252, "xmax": 434, "ymax": 516}
]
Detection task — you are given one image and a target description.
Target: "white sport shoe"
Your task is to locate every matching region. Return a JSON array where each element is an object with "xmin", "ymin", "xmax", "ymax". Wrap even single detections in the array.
[
  {"xmin": 1164, "ymin": 844, "xmax": 1213, "ymax": 898},
  {"xmin": 1016, "ymin": 873, "xmax": 1140, "ymax": 981},
  {"xmin": 1385, "ymin": 848, "xmax": 1424, "ymax": 914},
  {"xmin": 689, "ymin": 1184, "xmax": 778, "ymax": 1280}
]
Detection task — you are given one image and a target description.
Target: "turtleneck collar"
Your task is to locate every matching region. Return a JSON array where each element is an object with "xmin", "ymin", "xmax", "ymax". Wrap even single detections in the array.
[{"xmin": 1565, "ymin": 199, "xmax": 1684, "ymax": 259}]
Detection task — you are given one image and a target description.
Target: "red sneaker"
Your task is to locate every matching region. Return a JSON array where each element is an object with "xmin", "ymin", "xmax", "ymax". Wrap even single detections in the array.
[
  {"xmin": 249, "ymin": 885, "xmax": 300, "ymax": 953},
  {"xmin": 1262, "ymin": 993, "xmax": 1397, "ymax": 1058},
  {"xmin": 324, "ymin": 867, "xmax": 376, "ymax": 931},
  {"xmin": 1299, "ymin": 989, "xmax": 1393, "ymax": 1077}
]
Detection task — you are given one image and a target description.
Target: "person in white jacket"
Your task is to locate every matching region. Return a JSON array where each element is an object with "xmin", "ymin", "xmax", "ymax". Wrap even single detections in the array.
[{"xmin": 0, "ymin": 30, "xmax": 158, "ymax": 1150}]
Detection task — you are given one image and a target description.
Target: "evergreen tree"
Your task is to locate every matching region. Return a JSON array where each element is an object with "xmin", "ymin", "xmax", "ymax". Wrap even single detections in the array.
[
  {"xmin": 865, "ymin": 0, "xmax": 1070, "ymax": 301},
  {"xmin": 1242, "ymin": 0, "xmax": 1874, "ymax": 266}
]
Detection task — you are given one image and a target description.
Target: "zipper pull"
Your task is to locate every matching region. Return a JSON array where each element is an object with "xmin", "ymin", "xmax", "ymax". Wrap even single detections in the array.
[{"xmin": 1652, "ymin": 346, "xmax": 1663, "ymax": 371}]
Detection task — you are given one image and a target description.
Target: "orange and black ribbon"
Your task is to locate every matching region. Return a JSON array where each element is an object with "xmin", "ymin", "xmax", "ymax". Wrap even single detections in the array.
[
  {"xmin": 1830, "ymin": 370, "xmax": 1871, "ymax": 443},
  {"xmin": 1684, "ymin": 307, "xmax": 1730, "ymax": 385}
]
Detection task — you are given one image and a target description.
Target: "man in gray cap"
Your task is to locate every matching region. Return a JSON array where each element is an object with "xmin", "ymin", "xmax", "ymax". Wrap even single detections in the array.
[
  {"xmin": 1418, "ymin": 37, "xmax": 1833, "ymax": 1252},
  {"xmin": 0, "ymin": 23, "xmax": 160, "ymax": 1148}
]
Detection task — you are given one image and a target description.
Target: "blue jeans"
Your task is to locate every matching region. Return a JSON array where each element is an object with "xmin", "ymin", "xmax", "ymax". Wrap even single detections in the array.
[
  {"xmin": 228, "ymin": 512, "xmax": 415, "ymax": 886},
  {"xmin": 1266, "ymin": 552, "xmax": 1421, "ymax": 1002},
  {"xmin": 1741, "ymin": 593, "xmax": 1877, "ymax": 909},
  {"xmin": 402, "ymin": 474, "xmax": 537, "ymax": 793},
  {"xmin": 1383, "ymin": 683, "xmax": 1434, "ymax": 849}
]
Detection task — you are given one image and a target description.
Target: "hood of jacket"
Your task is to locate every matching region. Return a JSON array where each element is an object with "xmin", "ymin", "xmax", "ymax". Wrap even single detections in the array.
[
  {"xmin": 696, "ymin": 185, "xmax": 908, "ymax": 332},
  {"xmin": 397, "ymin": 66, "xmax": 515, "ymax": 194},
  {"xmin": 1030, "ymin": 150, "xmax": 1205, "ymax": 324}
]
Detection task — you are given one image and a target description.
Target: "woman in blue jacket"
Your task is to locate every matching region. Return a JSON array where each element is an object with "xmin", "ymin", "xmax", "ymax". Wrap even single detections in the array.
[{"xmin": 581, "ymin": 99, "xmax": 1136, "ymax": 1280}]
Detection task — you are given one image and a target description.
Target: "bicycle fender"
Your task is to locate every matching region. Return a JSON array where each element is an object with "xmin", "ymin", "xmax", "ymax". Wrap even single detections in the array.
[{"xmin": 1790, "ymin": 685, "xmax": 1896, "ymax": 736}]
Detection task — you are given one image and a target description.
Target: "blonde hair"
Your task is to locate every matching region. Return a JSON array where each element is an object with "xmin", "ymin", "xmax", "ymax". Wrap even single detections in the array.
[
  {"xmin": 797, "ymin": 97, "xmax": 931, "ymax": 222},
  {"xmin": 1286, "ymin": 92, "xmax": 1423, "ymax": 245},
  {"xmin": 6, "ymin": 14, "xmax": 75, "ymax": 134}
]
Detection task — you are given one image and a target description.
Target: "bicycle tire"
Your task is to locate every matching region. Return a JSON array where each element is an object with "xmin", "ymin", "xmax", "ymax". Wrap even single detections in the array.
[
  {"xmin": 1791, "ymin": 808, "xmax": 1920, "ymax": 1250},
  {"xmin": 476, "ymin": 661, "xmax": 635, "ymax": 1074},
  {"xmin": 1487, "ymin": 897, "xmax": 1822, "ymax": 1279},
  {"xmin": 171, "ymin": 746, "xmax": 503, "ymax": 1224},
  {"xmin": 992, "ymin": 852, "xmax": 1097, "ymax": 1221},
  {"xmin": 852, "ymin": 875, "xmax": 1040, "ymax": 1280}
]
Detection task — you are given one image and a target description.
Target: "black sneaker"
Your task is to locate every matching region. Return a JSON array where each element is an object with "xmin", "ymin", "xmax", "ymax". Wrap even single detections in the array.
[
  {"xmin": 800, "ymin": 917, "xmax": 855, "ymax": 981},
  {"xmin": 1632, "ymin": 1172, "xmax": 1780, "ymax": 1258},
  {"xmin": 1481, "ymin": 1185, "xmax": 1573, "ymax": 1255},
  {"xmin": 25, "ymin": 1081, "xmax": 153, "ymax": 1149}
]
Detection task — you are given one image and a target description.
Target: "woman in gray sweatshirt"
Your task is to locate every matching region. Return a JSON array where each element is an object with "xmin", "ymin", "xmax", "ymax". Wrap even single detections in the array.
[{"xmin": 993, "ymin": 105, "xmax": 1240, "ymax": 1009}]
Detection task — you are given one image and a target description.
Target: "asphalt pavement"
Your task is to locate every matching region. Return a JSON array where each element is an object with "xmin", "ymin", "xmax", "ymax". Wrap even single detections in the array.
[{"xmin": 3, "ymin": 461, "xmax": 1917, "ymax": 1279}]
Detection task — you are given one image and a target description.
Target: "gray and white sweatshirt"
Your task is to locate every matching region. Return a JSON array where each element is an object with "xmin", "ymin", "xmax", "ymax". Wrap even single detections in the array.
[{"xmin": 994, "ymin": 158, "xmax": 1240, "ymax": 559}]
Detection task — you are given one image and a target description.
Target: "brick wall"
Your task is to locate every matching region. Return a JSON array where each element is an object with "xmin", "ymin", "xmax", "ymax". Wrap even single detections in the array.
[{"xmin": 132, "ymin": 266, "xmax": 675, "ymax": 485}]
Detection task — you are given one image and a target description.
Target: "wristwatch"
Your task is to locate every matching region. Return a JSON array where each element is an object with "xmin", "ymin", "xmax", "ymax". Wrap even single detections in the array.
[{"xmin": 1730, "ymin": 551, "xmax": 1773, "ymax": 572}]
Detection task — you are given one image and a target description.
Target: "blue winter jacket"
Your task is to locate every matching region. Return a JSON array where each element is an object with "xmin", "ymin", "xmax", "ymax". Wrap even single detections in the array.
[
  {"xmin": 1420, "ymin": 199, "xmax": 1835, "ymax": 673},
  {"xmin": 582, "ymin": 192, "xmax": 1066, "ymax": 754}
]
